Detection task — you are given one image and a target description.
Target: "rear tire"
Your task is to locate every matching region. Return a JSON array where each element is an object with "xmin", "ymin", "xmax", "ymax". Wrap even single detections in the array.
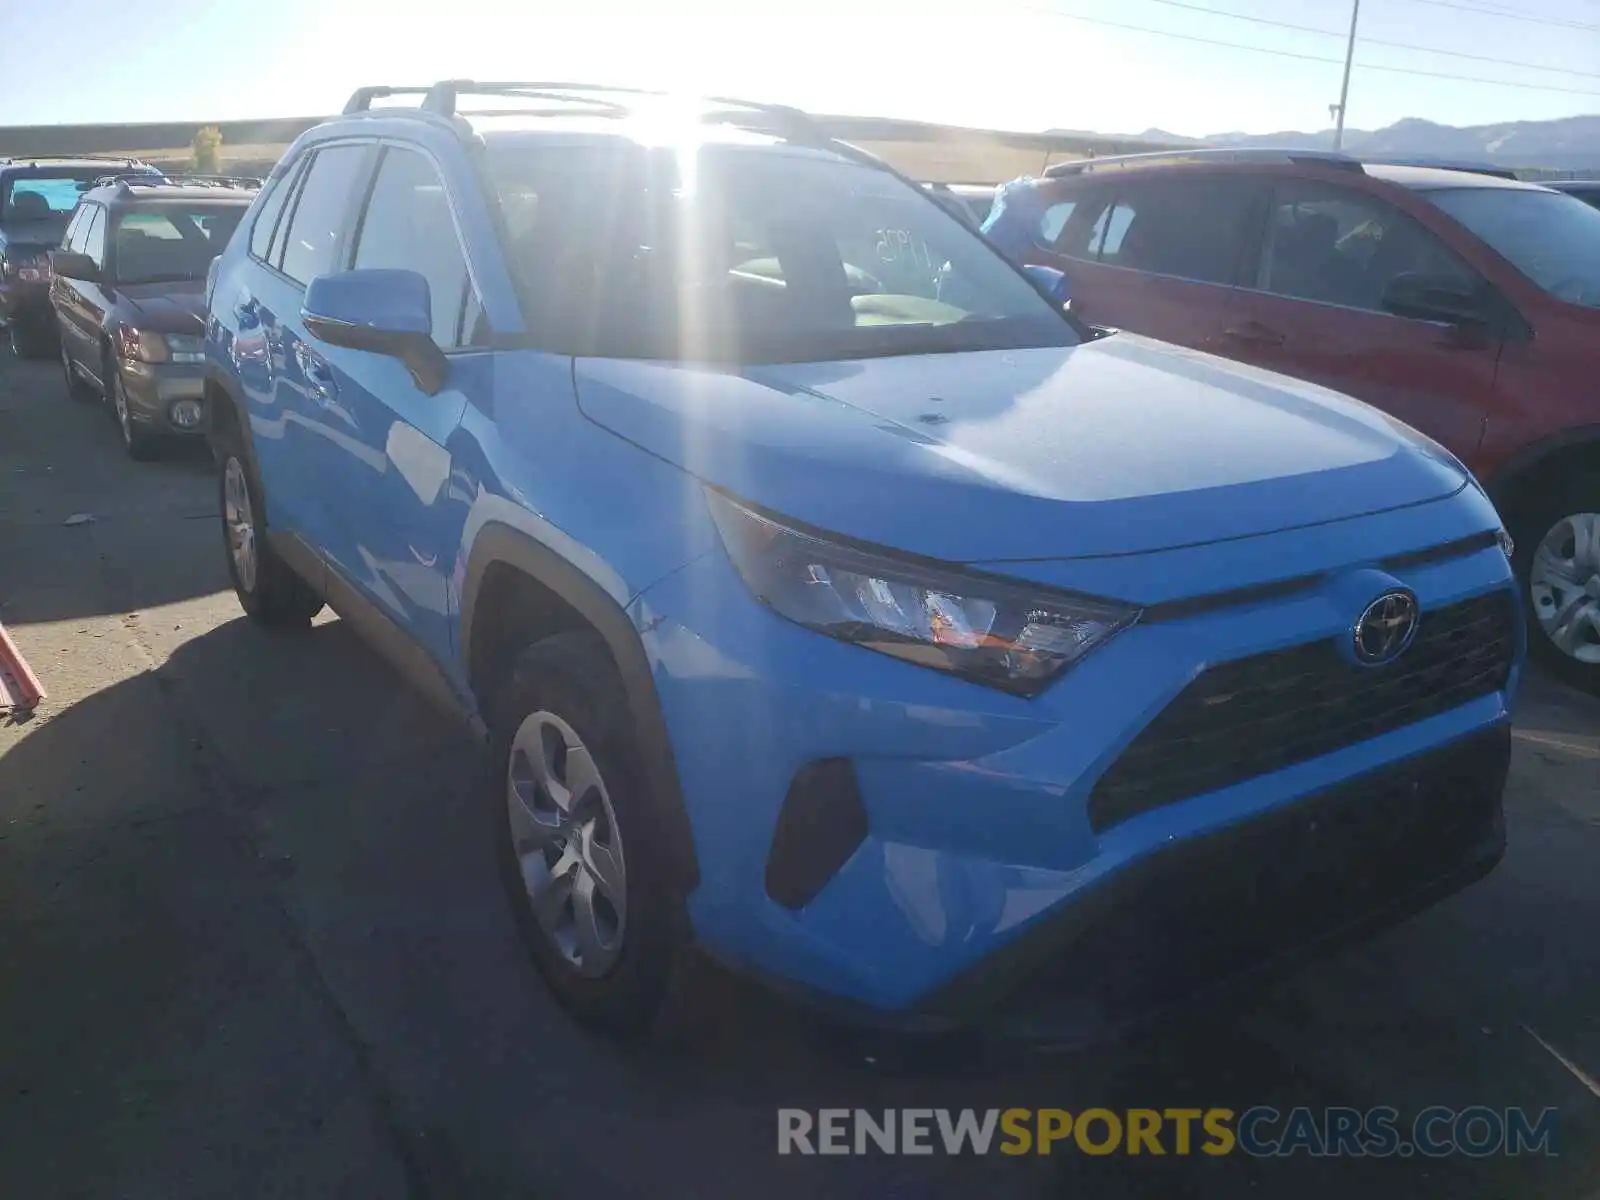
[
  {"xmin": 491, "ymin": 631, "xmax": 691, "ymax": 1038},
  {"xmin": 217, "ymin": 438, "xmax": 324, "ymax": 629},
  {"xmin": 1510, "ymin": 469, "xmax": 1600, "ymax": 694}
]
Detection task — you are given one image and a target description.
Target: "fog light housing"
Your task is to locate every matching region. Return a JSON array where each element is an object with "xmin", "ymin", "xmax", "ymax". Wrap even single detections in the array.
[{"xmin": 169, "ymin": 399, "xmax": 203, "ymax": 429}]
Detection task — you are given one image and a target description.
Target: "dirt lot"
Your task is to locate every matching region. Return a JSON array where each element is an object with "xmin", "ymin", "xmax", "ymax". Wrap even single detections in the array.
[{"xmin": 2, "ymin": 349, "xmax": 1599, "ymax": 1198}]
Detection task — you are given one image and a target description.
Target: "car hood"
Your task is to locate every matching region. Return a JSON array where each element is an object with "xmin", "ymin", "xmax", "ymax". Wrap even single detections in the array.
[
  {"xmin": 119, "ymin": 281, "xmax": 205, "ymax": 334},
  {"xmin": 573, "ymin": 333, "xmax": 1468, "ymax": 563}
]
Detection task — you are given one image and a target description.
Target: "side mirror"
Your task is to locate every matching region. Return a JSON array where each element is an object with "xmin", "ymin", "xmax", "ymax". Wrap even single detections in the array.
[
  {"xmin": 1022, "ymin": 263, "xmax": 1073, "ymax": 311},
  {"xmin": 301, "ymin": 268, "xmax": 446, "ymax": 394},
  {"xmin": 51, "ymin": 251, "xmax": 99, "ymax": 282},
  {"xmin": 1381, "ymin": 273, "xmax": 1490, "ymax": 328}
]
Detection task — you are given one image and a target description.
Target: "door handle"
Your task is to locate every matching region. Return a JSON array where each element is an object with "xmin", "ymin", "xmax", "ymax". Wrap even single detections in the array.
[
  {"xmin": 1221, "ymin": 322, "xmax": 1286, "ymax": 348},
  {"xmin": 295, "ymin": 343, "xmax": 338, "ymax": 406}
]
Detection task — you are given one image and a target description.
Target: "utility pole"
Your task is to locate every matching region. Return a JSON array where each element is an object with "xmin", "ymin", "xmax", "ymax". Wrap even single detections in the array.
[{"xmin": 1332, "ymin": 0, "xmax": 1362, "ymax": 150}]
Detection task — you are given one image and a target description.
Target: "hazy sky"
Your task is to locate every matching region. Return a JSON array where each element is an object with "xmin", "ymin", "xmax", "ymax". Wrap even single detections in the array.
[{"xmin": 2, "ymin": 0, "xmax": 1597, "ymax": 136}]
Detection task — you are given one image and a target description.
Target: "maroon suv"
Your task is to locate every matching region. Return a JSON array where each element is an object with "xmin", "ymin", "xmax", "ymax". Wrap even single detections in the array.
[{"xmin": 992, "ymin": 151, "xmax": 1600, "ymax": 690}]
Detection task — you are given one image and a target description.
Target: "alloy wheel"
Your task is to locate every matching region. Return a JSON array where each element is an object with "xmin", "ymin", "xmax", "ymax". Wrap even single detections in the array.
[
  {"xmin": 506, "ymin": 709, "xmax": 627, "ymax": 978},
  {"xmin": 222, "ymin": 456, "xmax": 258, "ymax": 594},
  {"xmin": 1529, "ymin": 510, "xmax": 1600, "ymax": 665}
]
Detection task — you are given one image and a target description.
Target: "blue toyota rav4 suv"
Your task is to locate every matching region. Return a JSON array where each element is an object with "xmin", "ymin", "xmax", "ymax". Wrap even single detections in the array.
[{"xmin": 204, "ymin": 82, "xmax": 1522, "ymax": 1040}]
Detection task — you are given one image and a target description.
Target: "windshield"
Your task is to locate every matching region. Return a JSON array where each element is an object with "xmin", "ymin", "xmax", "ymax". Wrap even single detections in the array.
[
  {"xmin": 0, "ymin": 170, "xmax": 111, "ymax": 221},
  {"xmin": 485, "ymin": 140, "xmax": 1077, "ymax": 362},
  {"xmin": 111, "ymin": 204, "xmax": 246, "ymax": 283},
  {"xmin": 1426, "ymin": 186, "xmax": 1600, "ymax": 310}
]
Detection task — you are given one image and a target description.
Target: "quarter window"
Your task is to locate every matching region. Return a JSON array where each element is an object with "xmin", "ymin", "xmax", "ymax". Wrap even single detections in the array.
[
  {"xmin": 1257, "ymin": 183, "xmax": 1480, "ymax": 314},
  {"xmin": 82, "ymin": 207, "xmax": 107, "ymax": 268},
  {"xmin": 279, "ymin": 144, "xmax": 368, "ymax": 286},
  {"xmin": 1039, "ymin": 201, "xmax": 1076, "ymax": 245},
  {"xmin": 350, "ymin": 146, "xmax": 480, "ymax": 348},
  {"xmin": 60, "ymin": 206, "xmax": 88, "ymax": 252},
  {"xmin": 249, "ymin": 167, "xmax": 293, "ymax": 261}
]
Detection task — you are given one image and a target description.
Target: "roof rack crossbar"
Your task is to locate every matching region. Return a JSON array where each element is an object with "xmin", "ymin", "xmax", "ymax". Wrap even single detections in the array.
[
  {"xmin": 1043, "ymin": 147, "xmax": 1363, "ymax": 178},
  {"xmin": 343, "ymin": 86, "xmax": 435, "ymax": 114}
]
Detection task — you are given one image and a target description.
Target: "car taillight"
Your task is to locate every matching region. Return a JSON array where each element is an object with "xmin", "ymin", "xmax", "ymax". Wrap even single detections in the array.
[{"xmin": 2, "ymin": 252, "xmax": 51, "ymax": 283}]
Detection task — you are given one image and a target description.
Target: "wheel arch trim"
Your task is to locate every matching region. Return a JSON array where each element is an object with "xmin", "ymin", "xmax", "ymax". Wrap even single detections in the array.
[
  {"xmin": 460, "ymin": 522, "xmax": 701, "ymax": 892},
  {"xmin": 1484, "ymin": 424, "xmax": 1600, "ymax": 510}
]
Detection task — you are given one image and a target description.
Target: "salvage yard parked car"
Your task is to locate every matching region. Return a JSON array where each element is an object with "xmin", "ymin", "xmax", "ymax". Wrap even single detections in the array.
[
  {"xmin": 985, "ymin": 150, "xmax": 1600, "ymax": 690},
  {"xmin": 205, "ymin": 82, "xmax": 1522, "ymax": 1042},
  {"xmin": 0, "ymin": 157, "xmax": 162, "ymax": 358},
  {"xmin": 51, "ymin": 174, "xmax": 256, "ymax": 458}
]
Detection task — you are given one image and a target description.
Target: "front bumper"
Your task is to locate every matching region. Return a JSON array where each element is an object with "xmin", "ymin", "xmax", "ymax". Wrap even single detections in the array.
[
  {"xmin": 631, "ymin": 489, "xmax": 1521, "ymax": 1029},
  {"xmin": 118, "ymin": 361, "xmax": 206, "ymax": 436}
]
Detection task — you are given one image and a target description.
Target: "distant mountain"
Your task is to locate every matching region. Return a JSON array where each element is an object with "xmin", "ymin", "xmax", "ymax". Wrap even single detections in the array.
[{"xmin": 1057, "ymin": 114, "xmax": 1600, "ymax": 170}]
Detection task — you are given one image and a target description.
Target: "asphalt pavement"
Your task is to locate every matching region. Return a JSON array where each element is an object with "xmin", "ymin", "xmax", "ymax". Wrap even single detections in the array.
[{"xmin": 3, "ymin": 349, "xmax": 1599, "ymax": 1199}]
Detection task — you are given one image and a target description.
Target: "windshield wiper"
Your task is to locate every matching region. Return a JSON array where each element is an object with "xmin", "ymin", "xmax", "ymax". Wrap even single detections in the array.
[{"xmin": 116, "ymin": 273, "xmax": 199, "ymax": 285}]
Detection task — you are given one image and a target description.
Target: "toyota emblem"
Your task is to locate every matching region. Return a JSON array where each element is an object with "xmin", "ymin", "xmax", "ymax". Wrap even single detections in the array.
[{"xmin": 1353, "ymin": 591, "xmax": 1419, "ymax": 665}]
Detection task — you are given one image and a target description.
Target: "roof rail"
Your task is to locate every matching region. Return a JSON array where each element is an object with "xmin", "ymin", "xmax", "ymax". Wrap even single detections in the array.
[
  {"xmin": 343, "ymin": 86, "xmax": 434, "ymax": 114},
  {"xmin": 414, "ymin": 79, "xmax": 832, "ymax": 143},
  {"xmin": 1044, "ymin": 147, "xmax": 1363, "ymax": 178}
]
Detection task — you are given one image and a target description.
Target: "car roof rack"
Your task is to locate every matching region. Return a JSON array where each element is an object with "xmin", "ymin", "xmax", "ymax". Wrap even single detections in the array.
[
  {"xmin": 1044, "ymin": 147, "xmax": 1364, "ymax": 178},
  {"xmin": 91, "ymin": 172, "xmax": 170, "ymax": 188},
  {"xmin": 410, "ymin": 79, "xmax": 833, "ymax": 144},
  {"xmin": 343, "ymin": 86, "xmax": 439, "ymax": 114},
  {"xmin": 2, "ymin": 155, "xmax": 154, "ymax": 170},
  {"xmin": 334, "ymin": 79, "xmax": 947, "ymax": 206},
  {"xmin": 126, "ymin": 173, "xmax": 262, "ymax": 189}
]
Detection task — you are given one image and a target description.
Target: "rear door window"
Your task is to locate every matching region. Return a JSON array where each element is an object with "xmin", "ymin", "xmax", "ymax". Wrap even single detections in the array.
[
  {"xmin": 1094, "ymin": 179, "xmax": 1260, "ymax": 284},
  {"xmin": 278, "ymin": 144, "xmax": 369, "ymax": 286}
]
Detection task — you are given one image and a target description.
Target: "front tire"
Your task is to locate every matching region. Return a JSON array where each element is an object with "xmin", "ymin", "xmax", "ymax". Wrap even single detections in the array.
[
  {"xmin": 110, "ymin": 368, "xmax": 158, "ymax": 460},
  {"xmin": 1511, "ymin": 470, "xmax": 1600, "ymax": 693},
  {"xmin": 8, "ymin": 319, "xmax": 53, "ymax": 360},
  {"xmin": 218, "ymin": 445, "xmax": 324, "ymax": 628},
  {"xmin": 60, "ymin": 341, "xmax": 95, "ymax": 402},
  {"xmin": 492, "ymin": 632, "xmax": 688, "ymax": 1038}
]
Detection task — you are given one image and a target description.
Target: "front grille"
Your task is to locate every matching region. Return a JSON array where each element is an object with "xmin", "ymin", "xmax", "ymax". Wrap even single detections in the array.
[{"xmin": 1088, "ymin": 589, "xmax": 1516, "ymax": 832}]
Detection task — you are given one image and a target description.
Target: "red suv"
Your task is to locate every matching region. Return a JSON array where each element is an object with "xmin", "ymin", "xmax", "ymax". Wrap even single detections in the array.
[{"xmin": 990, "ymin": 150, "xmax": 1600, "ymax": 690}]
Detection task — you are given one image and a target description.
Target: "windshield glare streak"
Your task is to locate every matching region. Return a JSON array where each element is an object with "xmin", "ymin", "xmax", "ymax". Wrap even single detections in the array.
[{"xmin": 486, "ymin": 141, "xmax": 1077, "ymax": 362}]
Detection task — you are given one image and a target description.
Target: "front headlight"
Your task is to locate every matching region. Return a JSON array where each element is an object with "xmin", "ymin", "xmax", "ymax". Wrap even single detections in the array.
[
  {"xmin": 707, "ymin": 490, "xmax": 1139, "ymax": 696},
  {"xmin": 118, "ymin": 326, "xmax": 205, "ymax": 365}
]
